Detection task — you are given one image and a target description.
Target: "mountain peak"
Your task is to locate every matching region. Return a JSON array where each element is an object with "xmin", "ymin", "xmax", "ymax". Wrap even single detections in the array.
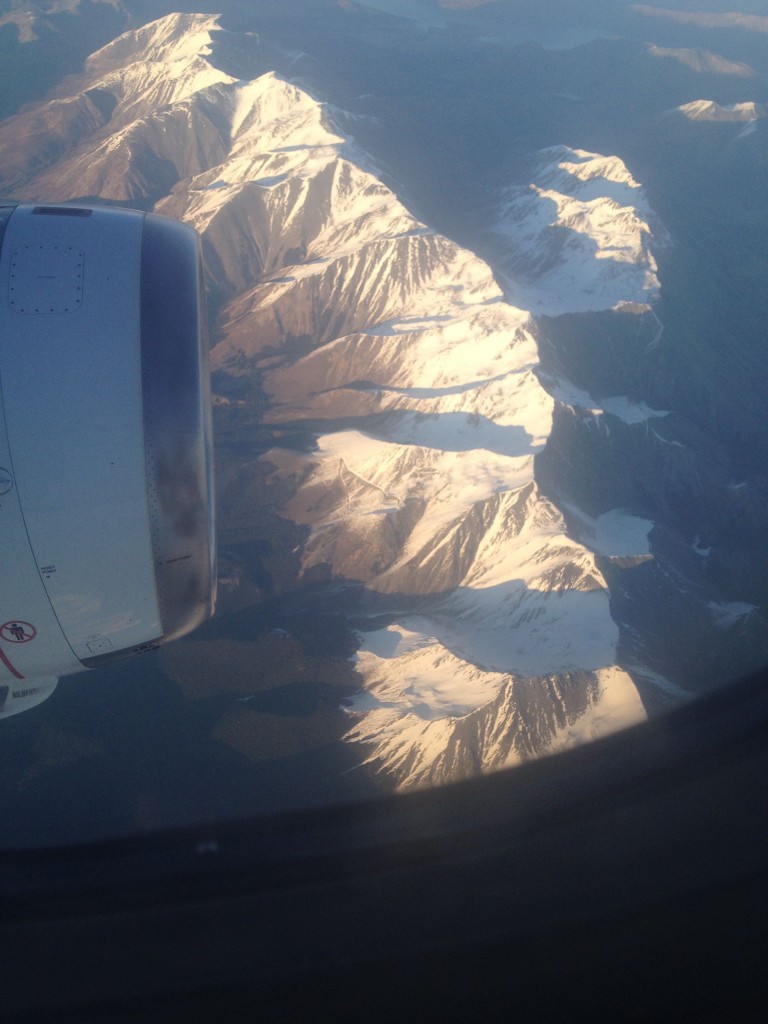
[
  {"xmin": 86, "ymin": 12, "xmax": 222, "ymax": 74},
  {"xmin": 675, "ymin": 99, "xmax": 767, "ymax": 122}
]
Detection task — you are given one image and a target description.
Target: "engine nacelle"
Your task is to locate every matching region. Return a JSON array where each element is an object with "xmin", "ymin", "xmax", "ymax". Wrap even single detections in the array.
[{"xmin": 0, "ymin": 204, "xmax": 216, "ymax": 718}]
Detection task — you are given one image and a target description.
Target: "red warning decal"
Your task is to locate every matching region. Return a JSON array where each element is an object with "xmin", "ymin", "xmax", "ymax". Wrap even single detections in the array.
[
  {"xmin": 0, "ymin": 649, "xmax": 24, "ymax": 679},
  {"xmin": 0, "ymin": 621, "xmax": 37, "ymax": 644}
]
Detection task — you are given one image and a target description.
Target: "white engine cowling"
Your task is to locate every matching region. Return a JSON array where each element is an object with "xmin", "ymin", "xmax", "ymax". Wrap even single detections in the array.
[{"xmin": 0, "ymin": 203, "xmax": 216, "ymax": 718}]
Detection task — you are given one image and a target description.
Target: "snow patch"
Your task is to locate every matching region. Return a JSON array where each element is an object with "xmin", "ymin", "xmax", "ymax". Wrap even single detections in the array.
[
  {"xmin": 708, "ymin": 601, "xmax": 757, "ymax": 627},
  {"xmin": 564, "ymin": 504, "xmax": 653, "ymax": 559},
  {"xmin": 546, "ymin": 376, "xmax": 669, "ymax": 424},
  {"xmin": 354, "ymin": 622, "xmax": 501, "ymax": 719},
  {"xmin": 593, "ymin": 509, "xmax": 653, "ymax": 558}
]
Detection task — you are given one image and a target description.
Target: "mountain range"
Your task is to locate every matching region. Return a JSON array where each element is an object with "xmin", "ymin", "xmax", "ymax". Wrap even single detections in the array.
[{"xmin": 1, "ymin": 0, "xmax": 767, "ymax": 798}]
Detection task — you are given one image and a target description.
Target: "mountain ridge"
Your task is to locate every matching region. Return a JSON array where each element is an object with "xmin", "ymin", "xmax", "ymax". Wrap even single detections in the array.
[{"xmin": 2, "ymin": 8, "xmax": 766, "ymax": 792}]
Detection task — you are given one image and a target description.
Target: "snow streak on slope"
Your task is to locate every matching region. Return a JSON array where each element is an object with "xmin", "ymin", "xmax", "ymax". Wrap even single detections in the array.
[
  {"xmin": 492, "ymin": 146, "xmax": 666, "ymax": 316},
  {"xmin": 0, "ymin": 12, "xmax": 647, "ymax": 789}
]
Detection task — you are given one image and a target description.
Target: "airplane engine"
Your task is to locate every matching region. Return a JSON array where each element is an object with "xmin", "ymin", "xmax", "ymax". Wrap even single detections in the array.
[{"xmin": 0, "ymin": 204, "xmax": 216, "ymax": 718}]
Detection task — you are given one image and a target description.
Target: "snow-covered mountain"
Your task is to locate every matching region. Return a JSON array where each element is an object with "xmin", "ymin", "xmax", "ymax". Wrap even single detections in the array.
[
  {"xmin": 489, "ymin": 146, "xmax": 667, "ymax": 316},
  {"xmin": 3, "ymin": 9, "xmax": 766, "ymax": 792},
  {"xmin": 673, "ymin": 99, "xmax": 767, "ymax": 122}
]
